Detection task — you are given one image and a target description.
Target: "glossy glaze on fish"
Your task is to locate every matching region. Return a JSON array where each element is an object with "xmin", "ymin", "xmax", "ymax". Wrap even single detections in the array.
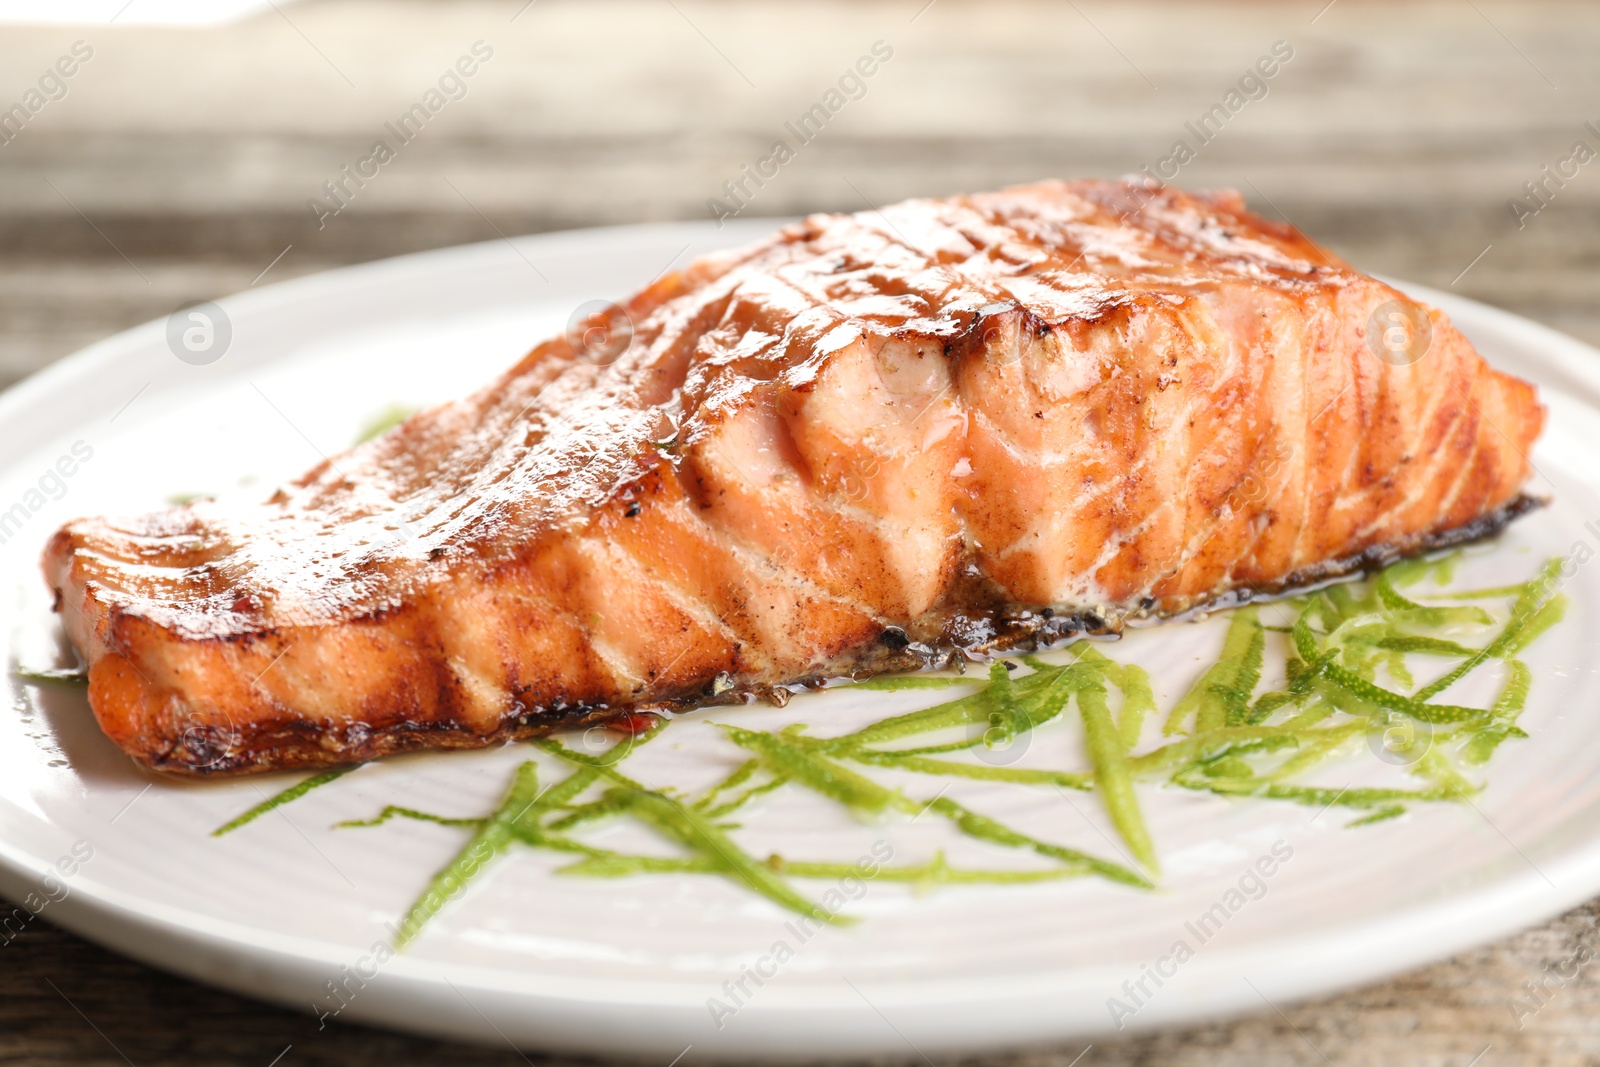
[{"xmin": 42, "ymin": 179, "xmax": 1545, "ymax": 776}]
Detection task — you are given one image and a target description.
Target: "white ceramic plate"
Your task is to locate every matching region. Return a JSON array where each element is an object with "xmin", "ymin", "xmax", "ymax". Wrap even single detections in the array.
[{"xmin": 2, "ymin": 220, "xmax": 1599, "ymax": 1063}]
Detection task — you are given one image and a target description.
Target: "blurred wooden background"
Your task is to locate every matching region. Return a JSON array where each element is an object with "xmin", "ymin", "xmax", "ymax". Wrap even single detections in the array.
[{"xmin": 5, "ymin": 0, "xmax": 1600, "ymax": 1064}]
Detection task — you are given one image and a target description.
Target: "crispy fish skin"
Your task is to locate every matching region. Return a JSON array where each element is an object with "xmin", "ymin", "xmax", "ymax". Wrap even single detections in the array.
[{"xmin": 43, "ymin": 179, "xmax": 1545, "ymax": 776}]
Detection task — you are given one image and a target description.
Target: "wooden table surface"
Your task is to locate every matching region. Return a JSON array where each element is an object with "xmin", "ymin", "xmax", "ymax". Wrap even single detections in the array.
[{"xmin": 4, "ymin": 1, "xmax": 1600, "ymax": 1063}]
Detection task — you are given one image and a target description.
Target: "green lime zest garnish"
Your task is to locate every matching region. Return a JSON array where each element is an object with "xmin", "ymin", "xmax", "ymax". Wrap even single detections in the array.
[
  {"xmin": 212, "ymin": 765, "xmax": 362, "ymax": 837},
  {"xmin": 13, "ymin": 666, "xmax": 89, "ymax": 686},
  {"xmin": 353, "ymin": 403, "xmax": 418, "ymax": 444},
  {"xmin": 284, "ymin": 551, "xmax": 1566, "ymax": 946}
]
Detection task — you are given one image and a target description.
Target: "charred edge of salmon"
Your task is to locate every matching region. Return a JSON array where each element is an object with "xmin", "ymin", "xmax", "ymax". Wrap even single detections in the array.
[
  {"xmin": 135, "ymin": 493, "xmax": 1543, "ymax": 778},
  {"xmin": 1130, "ymin": 492, "xmax": 1548, "ymax": 625}
]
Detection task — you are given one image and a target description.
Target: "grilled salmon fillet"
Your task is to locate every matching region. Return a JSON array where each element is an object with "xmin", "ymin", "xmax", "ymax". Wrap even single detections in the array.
[{"xmin": 43, "ymin": 179, "xmax": 1545, "ymax": 776}]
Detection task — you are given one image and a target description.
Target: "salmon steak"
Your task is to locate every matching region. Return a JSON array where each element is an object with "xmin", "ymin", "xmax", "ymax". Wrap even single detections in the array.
[{"xmin": 42, "ymin": 179, "xmax": 1545, "ymax": 776}]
